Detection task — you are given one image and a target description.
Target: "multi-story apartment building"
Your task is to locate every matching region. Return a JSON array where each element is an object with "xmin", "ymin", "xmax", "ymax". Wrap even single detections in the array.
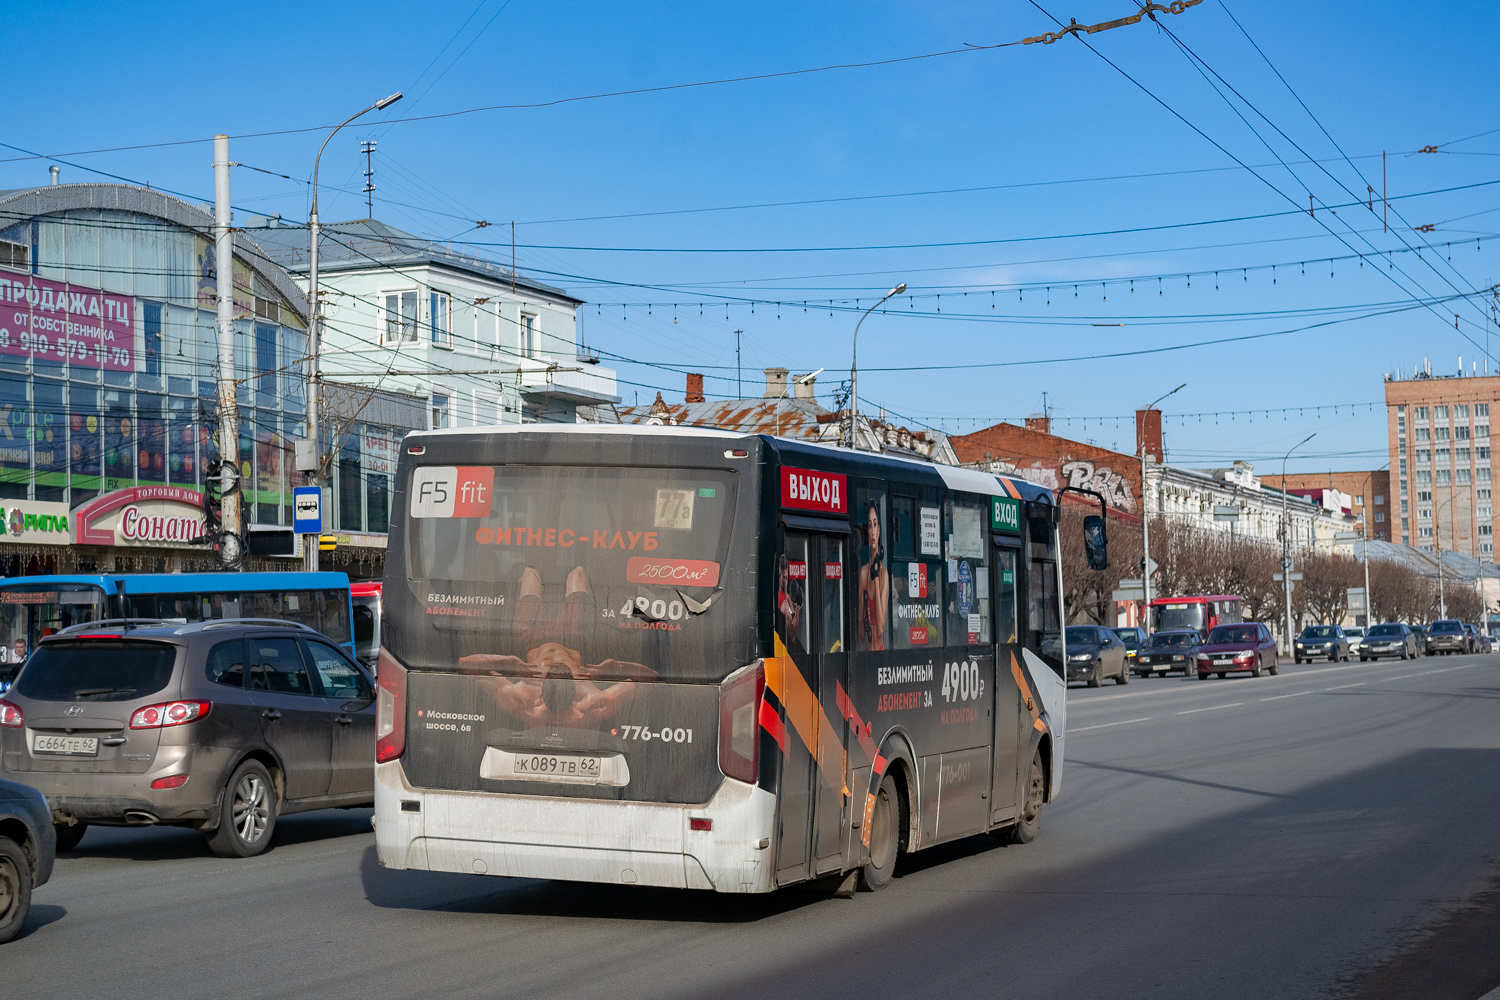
[
  {"xmin": 1384, "ymin": 370, "xmax": 1497, "ymax": 557},
  {"xmin": 1259, "ymin": 470, "xmax": 1391, "ymax": 541}
]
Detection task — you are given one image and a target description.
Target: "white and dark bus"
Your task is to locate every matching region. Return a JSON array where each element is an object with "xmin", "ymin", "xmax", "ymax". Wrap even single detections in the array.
[{"xmin": 374, "ymin": 426, "xmax": 1072, "ymax": 894}]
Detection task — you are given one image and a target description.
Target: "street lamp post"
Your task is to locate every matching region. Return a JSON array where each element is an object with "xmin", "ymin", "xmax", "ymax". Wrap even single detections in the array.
[
  {"xmin": 1280, "ymin": 433, "xmax": 1316, "ymax": 653},
  {"xmin": 848, "ymin": 282, "xmax": 905, "ymax": 451},
  {"xmin": 304, "ymin": 92, "xmax": 402, "ymax": 570},
  {"xmin": 1138, "ymin": 383, "xmax": 1185, "ymax": 630},
  {"xmin": 1432, "ymin": 491, "xmax": 1461, "ymax": 618}
]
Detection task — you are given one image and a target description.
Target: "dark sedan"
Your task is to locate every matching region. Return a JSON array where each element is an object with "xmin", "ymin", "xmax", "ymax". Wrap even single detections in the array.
[
  {"xmin": 1065, "ymin": 625, "xmax": 1130, "ymax": 687},
  {"xmin": 1134, "ymin": 629, "xmax": 1200, "ymax": 677},
  {"xmin": 1361, "ymin": 622, "xmax": 1418, "ymax": 660},
  {"xmin": 0, "ymin": 775, "xmax": 54, "ymax": 942},
  {"xmin": 1295, "ymin": 625, "xmax": 1350, "ymax": 663},
  {"xmin": 1195, "ymin": 622, "xmax": 1279, "ymax": 679}
]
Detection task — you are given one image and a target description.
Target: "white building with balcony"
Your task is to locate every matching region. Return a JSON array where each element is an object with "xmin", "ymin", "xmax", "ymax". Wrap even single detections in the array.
[{"xmin": 251, "ymin": 218, "xmax": 618, "ymax": 427}]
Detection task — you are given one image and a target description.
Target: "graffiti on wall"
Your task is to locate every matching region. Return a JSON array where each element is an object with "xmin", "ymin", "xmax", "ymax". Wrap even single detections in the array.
[{"xmin": 1062, "ymin": 460, "xmax": 1135, "ymax": 511}]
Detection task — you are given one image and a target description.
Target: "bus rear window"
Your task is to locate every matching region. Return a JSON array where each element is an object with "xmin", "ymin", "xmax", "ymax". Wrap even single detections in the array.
[
  {"xmin": 16, "ymin": 641, "xmax": 177, "ymax": 702},
  {"xmin": 404, "ymin": 465, "xmax": 737, "ymax": 679}
]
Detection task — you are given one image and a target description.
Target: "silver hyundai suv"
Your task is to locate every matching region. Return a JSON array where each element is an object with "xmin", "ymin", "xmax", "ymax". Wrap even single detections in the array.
[{"xmin": 0, "ymin": 619, "xmax": 375, "ymax": 858}]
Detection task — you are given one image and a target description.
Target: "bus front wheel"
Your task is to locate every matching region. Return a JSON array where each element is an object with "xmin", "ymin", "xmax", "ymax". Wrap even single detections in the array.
[
  {"xmin": 1006, "ymin": 750, "xmax": 1046, "ymax": 845},
  {"xmin": 859, "ymin": 773, "xmax": 901, "ymax": 892}
]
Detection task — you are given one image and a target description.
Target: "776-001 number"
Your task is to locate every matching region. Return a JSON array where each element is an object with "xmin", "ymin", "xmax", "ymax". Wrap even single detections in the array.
[{"xmin": 617, "ymin": 726, "xmax": 693, "ymax": 743}]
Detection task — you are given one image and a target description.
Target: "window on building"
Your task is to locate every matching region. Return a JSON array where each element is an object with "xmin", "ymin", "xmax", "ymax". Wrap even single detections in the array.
[
  {"xmin": 382, "ymin": 291, "xmax": 418, "ymax": 344},
  {"xmin": 1457, "ymin": 404, "xmax": 1470, "ymax": 419},
  {"xmin": 520, "ymin": 312, "xmax": 538, "ymax": 357},
  {"xmin": 1457, "ymin": 425, "xmax": 1471, "ymax": 440},
  {"xmin": 1416, "ymin": 470, "xmax": 1431, "ymax": 485},
  {"xmin": 1401, "ymin": 517, "xmax": 1409, "ymax": 532},
  {"xmin": 1419, "ymin": 525, "xmax": 1433, "ymax": 538},
  {"xmin": 1436, "ymin": 406, "xmax": 1449, "ymax": 419},
  {"xmin": 1481, "ymin": 468, "xmax": 1493, "ymax": 483},
  {"xmin": 1375, "ymin": 512, "xmax": 1385, "ymax": 522},
  {"xmin": 367, "ymin": 473, "xmax": 390, "ymax": 533},
  {"xmin": 1480, "ymin": 506, "xmax": 1493, "ymax": 519},
  {"xmin": 143, "ymin": 302, "xmax": 163, "ymax": 377},
  {"xmin": 1417, "ymin": 449, "xmax": 1431, "ymax": 463},
  {"xmin": 1480, "ymin": 489, "xmax": 1492, "ymax": 500},
  {"xmin": 1459, "ymin": 469, "xmax": 1471, "ymax": 484},
  {"xmin": 430, "ymin": 291, "xmax": 451, "ymax": 347},
  {"xmin": 1416, "ymin": 406, "xmax": 1429, "ymax": 420},
  {"xmin": 1401, "ymin": 500, "xmax": 1408, "ymax": 513},
  {"xmin": 1479, "ymin": 446, "xmax": 1491, "ymax": 460},
  {"xmin": 1458, "ymin": 448, "xmax": 1471, "ymax": 463},
  {"xmin": 1415, "ymin": 428, "xmax": 1430, "ymax": 442},
  {"xmin": 1375, "ymin": 494, "xmax": 1385, "ymax": 505},
  {"xmin": 1482, "ymin": 542, "xmax": 1493, "ymax": 554},
  {"xmin": 431, "ymin": 393, "xmax": 449, "ymax": 429},
  {"xmin": 1478, "ymin": 425, "xmax": 1491, "ymax": 439},
  {"xmin": 1482, "ymin": 524, "xmax": 1493, "ymax": 536},
  {"xmin": 1436, "ymin": 426, "xmax": 1451, "ymax": 442},
  {"xmin": 1436, "ymin": 448, "xmax": 1450, "ymax": 463},
  {"xmin": 1397, "ymin": 415, "xmax": 1407, "ymax": 430},
  {"xmin": 1355, "ymin": 496, "xmax": 1363, "ymax": 505},
  {"xmin": 1418, "ymin": 508, "xmax": 1432, "ymax": 519},
  {"xmin": 1477, "ymin": 404, "xmax": 1489, "ymax": 417},
  {"xmin": 1437, "ymin": 469, "xmax": 1452, "ymax": 485},
  {"xmin": 1418, "ymin": 491, "xmax": 1432, "ymax": 502}
]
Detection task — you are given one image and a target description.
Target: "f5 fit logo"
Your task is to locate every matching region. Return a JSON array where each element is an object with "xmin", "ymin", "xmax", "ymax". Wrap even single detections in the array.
[{"xmin": 410, "ymin": 466, "xmax": 494, "ymax": 518}]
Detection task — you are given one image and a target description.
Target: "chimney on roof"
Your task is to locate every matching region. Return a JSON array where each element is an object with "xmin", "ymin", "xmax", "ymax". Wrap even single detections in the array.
[
  {"xmin": 685, "ymin": 372, "xmax": 705, "ymax": 403},
  {"xmin": 48, "ymin": 166, "xmax": 59, "ymax": 186},
  {"xmin": 792, "ymin": 372, "xmax": 817, "ymax": 401},
  {"xmin": 764, "ymin": 367, "xmax": 789, "ymax": 398},
  {"xmin": 1136, "ymin": 408, "xmax": 1163, "ymax": 463},
  {"xmin": 1024, "ymin": 412, "xmax": 1050, "ymax": 434}
]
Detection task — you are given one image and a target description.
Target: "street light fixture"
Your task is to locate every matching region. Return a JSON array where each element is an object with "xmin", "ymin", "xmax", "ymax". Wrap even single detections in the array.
[
  {"xmin": 1138, "ymin": 383, "xmax": 1185, "ymax": 630},
  {"xmin": 304, "ymin": 91, "xmax": 402, "ymax": 570},
  {"xmin": 848, "ymin": 282, "xmax": 905, "ymax": 451},
  {"xmin": 1280, "ymin": 432, "xmax": 1316, "ymax": 652}
]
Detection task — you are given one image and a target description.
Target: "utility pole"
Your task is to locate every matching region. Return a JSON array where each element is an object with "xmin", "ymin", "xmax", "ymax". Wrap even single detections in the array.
[
  {"xmin": 733, "ymin": 328, "xmax": 743, "ymax": 398},
  {"xmin": 361, "ymin": 139, "xmax": 376, "ymax": 217},
  {"xmin": 1138, "ymin": 384, "xmax": 1185, "ymax": 632},
  {"xmin": 212, "ymin": 135, "xmax": 243, "ymax": 568},
  {"xmin": 1281, "ymin": 433, "xmax": 1316, "ymax": 653}
]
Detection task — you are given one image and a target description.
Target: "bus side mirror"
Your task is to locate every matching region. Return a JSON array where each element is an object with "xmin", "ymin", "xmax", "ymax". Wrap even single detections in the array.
[{"xmin": 1083, "ymin": 515, "xmax": 1108, "ymax": 571}]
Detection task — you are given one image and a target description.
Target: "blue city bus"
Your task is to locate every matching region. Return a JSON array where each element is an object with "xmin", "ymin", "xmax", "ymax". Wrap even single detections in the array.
[{"xmin": 0, "ymin": 573, "xmax": 355, "ymax": 681}]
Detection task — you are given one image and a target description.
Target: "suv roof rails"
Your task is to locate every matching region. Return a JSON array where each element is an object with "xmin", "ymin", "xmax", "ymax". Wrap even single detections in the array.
[
  {"xmin": 52, "ymin": 618, "xmax": 173, "ymax": 635},
  {"xmin": 196, "ymin": 618, "xmax": 319, "ymax": 633}
]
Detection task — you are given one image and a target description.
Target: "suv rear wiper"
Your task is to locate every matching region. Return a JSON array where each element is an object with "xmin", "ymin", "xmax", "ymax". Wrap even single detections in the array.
[{"xmin": 73, "ymin": 687, "xmax": 137, "ymax": 698}]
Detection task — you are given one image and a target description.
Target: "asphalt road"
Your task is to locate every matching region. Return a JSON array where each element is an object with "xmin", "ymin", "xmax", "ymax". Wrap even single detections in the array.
[{"xmin": 6, "ymin": 652, "xmax": 1500, "ymax": 1000}]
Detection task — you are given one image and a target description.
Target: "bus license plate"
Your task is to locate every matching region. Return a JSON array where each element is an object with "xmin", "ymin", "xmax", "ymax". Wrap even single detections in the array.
[
  {"xmin": 479, "ymin": 747, "xmax": 630, "ymax": 786},
  {"xmin": 33, "ymin": 734, "xmax": 99, "ymax": 756}
]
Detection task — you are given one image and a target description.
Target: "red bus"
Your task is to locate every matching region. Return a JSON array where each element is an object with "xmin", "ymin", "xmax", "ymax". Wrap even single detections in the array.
[{"xmin": 1147, "ymin": 595, "xmax": 1243, "ymax": 638}]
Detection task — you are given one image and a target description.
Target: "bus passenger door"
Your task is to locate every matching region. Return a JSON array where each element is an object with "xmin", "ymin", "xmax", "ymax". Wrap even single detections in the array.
[
  {"xmin": 774, "ymin": 530, "xmax": 850, "ymax": 884},
  {"xmin": 989, "ymin": 542, "xmax": 1023, "ymax": 823},
  {"xmin": 812, "ymin": 533, "xmax": 850, "ymax": 874}
]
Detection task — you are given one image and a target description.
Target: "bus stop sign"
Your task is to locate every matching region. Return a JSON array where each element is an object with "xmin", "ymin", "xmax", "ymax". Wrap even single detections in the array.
[{"xmin": 293, "ymin": 486, "xmax": 322, "ymax": 534}]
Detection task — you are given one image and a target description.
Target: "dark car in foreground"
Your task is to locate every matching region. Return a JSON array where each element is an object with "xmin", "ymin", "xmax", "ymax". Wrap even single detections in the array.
[
  {"xmin": 1196, "ymin": 623, "xmax": 1279, "ymax": 679},
  {"xmin": 1425, "ymin": 619, "xmax": 1470, "ymax": 655},
  {"xmin": 1112, "ymin": 627, "xmax": 1146, "ymax": 673},
  {"xmin": 0, "ymin": 775, "xmax": 54, "ymax": 943},
  {"xmin": 1360, "ymin": 622, "xmax": 1418, "ymax": 660},
  {"xmin": 1295, "ymin": 625, "xmax": 1350, "ymax": 663},
  {"xmin": 1065, "ymin": 625, "xmax": 1130, "ymax": 687},
  {"xmin": 1135, "ymin": 629, "xmax": 1200, "ymax": 676},
  {"xmin": 0, "ymin": 619, "xmax": 375, "ymax": 858}
]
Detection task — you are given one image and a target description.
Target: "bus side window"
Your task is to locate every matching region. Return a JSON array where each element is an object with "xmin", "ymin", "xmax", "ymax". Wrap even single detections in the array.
[
  {"xmin": 821, "ymin": 537, "xmax": 846, "ymax": 654},
  {"xmin": 1027, "ymin": 559, "xmax": 1061, "ymax": 675},
  {"xmin": 318, "ymin": 590, "xmax": 352, "ymax": 644},
  {"xmin": 994, "ymin": 548, "xmax": 1018, "ymax": 645},
  {"xmin": 778, "ymin": 536, "xmax": 811, "ymax": 655},
  {"xmin": 282, "ymin": 590, "xmax": 318, "ymax": 631}
]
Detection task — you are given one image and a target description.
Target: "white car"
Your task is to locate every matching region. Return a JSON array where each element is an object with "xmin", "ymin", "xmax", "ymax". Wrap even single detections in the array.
[{"xmin": 1345, "ymin": 627, "xmax": 1366, "ymax": 654}]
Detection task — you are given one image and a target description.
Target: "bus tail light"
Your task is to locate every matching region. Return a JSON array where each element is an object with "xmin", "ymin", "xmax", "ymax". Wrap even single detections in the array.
[
  {"xmin": 718, "ymin": 661, "xmax": 765, "ymax": 784},
  {"xmin": 376, "ymin": 648, "xmax": 407, "ymax": 764}
]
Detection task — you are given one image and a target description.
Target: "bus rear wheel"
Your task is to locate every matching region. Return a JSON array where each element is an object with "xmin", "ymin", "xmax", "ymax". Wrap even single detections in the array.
[
  {"xmin": 1007, "ymin": 750, "xmax": 1045, "ymax": 844},
  {"xmin": 859, "ymin": 773, "xmax": 901, "ymax": 892}
]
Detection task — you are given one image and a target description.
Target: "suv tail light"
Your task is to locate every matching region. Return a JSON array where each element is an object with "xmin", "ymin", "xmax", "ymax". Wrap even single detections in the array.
[
  {"xmin": 0, "ymin": 699, "xmax": 21, "ymax": 727},
  {"xmin": 718, "ymin": 661, "xmax": 765, "ymax": 784},
  {"xmin": 130, "ymin": 701, "xmax": 210, "ymax": 729},
  {"xmin": 376, "ymin": 648, "xmax": 407, "ymax": 764}
]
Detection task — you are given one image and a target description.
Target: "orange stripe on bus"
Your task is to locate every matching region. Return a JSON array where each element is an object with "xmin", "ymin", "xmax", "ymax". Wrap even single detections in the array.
[{"xmin": 767, "ymin": 636, "xmax": 846, "ymax": 792}]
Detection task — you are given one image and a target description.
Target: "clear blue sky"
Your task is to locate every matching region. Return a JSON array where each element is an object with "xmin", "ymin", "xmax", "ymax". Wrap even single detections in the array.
[{"xmin": 5, "ymin": 1, "xmax": 1498, "ymax": 474}]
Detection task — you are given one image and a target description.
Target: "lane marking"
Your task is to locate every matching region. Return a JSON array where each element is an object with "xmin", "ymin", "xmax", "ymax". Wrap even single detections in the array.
[
  {"xmin": 1325, "ymin": 682, "xmax": 1367, "ymax": 691},
  {"xmin": 1261, "ymin": 690, "xmax": 1313, "ymax": 702},
  {"xmin": 1177, "ymin": 703, "xmax": 1243, "ymax": 715},
  {"xmin": 1071, "ymin": 717, "xmax": 1152, "ymax": 733}
]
